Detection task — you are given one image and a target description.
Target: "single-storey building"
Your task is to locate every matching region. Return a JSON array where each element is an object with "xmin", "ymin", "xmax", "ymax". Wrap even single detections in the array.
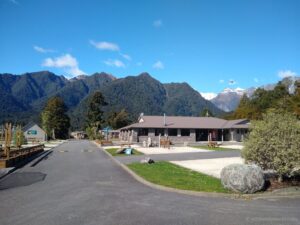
[
  {"xmin": 100, "ymin": 127, "xmax": 120, "ymax": 140},
  {"xmin": 22, "ymin": 122, "xmax": 47, "ymax": 142},
  {"xmin": 70, "ymin": 131, "xmax": 87, "ymax": 139},
  {"xmin": 119, "ymin": 114, "xmax": 249, "ymax": 144}
]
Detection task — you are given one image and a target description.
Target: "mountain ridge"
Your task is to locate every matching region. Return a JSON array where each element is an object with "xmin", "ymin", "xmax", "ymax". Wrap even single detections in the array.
[
  {"xmin": 209, "ymin": 76, "xmax": 300, "ymax": 112},
  {"xmin": 0, "ymin": 71, "xmax": 223, "ymax": 129}
]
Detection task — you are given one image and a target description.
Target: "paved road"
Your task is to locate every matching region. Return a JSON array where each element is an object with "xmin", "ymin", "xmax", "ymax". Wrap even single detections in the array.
[
  {"xmin": 116, "ymin": 150, "xmax": 241, "ymax": 164},
  {"xmin": 0, "ymin": 140, "xmax": 299, "ymax": 225}
]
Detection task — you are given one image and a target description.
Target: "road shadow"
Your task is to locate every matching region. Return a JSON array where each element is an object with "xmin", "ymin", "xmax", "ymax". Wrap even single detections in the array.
[{"xmin": 0, "ymin": 172, "xmax": 46, "ymax": 190}]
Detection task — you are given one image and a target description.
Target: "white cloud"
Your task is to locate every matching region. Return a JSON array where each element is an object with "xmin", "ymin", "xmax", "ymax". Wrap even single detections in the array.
[
  {"xmin": 42, "ymin": 54, "xmax": 85, "ymax": 77},
  {"xmin": 228, "ymin": 79, "xmax": 236, "ymax": 85},
  {"xmin": 219, "ymin": 79, "xmax": 224, "ymax": 83},
  {"xmin": 136, "ymin": 62, "xmax": 143, "ymax": 66},
  {"xmin": 254, "ymin": 78, "xmax": 259, "ymax": 83},
  {"xmin": 103, "ymin": 59, "xmax": 125, "ymax": 68},
  {"xmin": 153, "ymin": 19, "xmax": 162, "ymax": 28},
  {"xmin": 89, "ymin": 40, "xmax": 119, "ymax": 51},
  {"xmin": 278, "ymin": 70, "xmax": 297, "ymax": 78},
  {"xmin": 200, "ymin": 92, "xmax": 217, "ymax": 100},
  {"xmin": 120, "ymin": 53, "xmax": 131, "ymax": 61},
  {"xmin": 34, "ymin": 45, "xmax": 55, "ymax": 53},
  {"xmin": 153, "ymin": 60, "xmax": 164, "ymax": 69}
]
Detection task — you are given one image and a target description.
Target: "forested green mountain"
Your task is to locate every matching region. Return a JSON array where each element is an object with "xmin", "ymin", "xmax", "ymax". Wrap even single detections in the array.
[
  {"xmin": 0, "ymin": 71, "xmax": 222, "ymax": 129},
  {"xmin": 163, "ymin": 83, "xmax": 220, "ymax": 116}
]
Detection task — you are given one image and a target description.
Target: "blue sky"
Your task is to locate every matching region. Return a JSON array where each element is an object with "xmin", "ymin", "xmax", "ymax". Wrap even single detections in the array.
[{"xmin": 0, "ymin": 0, "xmax": 299, "ymax": 95}]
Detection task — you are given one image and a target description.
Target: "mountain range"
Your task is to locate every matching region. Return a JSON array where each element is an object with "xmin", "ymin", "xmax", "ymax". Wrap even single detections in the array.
[
  {"xmin": 206, "ymin": 77, "xmax": 300, "ymax": 112},
  {"xmin": 0, "ymin": 71, "xmax": 222, "ymax": 129}
]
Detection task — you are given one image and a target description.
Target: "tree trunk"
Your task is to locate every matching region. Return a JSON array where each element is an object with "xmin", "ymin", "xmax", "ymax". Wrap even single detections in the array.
[{"xmin": 278, "ymin": 175, "xmax": 283, "ymax": 183}]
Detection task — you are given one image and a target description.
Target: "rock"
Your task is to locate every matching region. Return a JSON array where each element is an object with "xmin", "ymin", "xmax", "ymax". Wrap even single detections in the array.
[
  {"xmin": 221, "ymin": 164, "xmax": 265, "ymax": 194},
  {"xmin": 140, "ymin": 157, "xmax": 155, "ymax": 164}
]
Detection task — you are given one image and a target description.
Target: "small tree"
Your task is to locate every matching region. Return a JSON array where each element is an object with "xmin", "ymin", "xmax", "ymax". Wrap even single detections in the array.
[
  {"xmin": 85, "ymin": 126, "xmax": 102, "ymax": 140},
  {"xmin": 242, "ymin": 109, "xmax": 300, "ymax": 181},
  {"xmin": 13, "ymin": 125, "xmax": 26, "ymax": 148},
  {"xmin": 107, "ymin": 109, "xmax": 130, "ymax": 129}
]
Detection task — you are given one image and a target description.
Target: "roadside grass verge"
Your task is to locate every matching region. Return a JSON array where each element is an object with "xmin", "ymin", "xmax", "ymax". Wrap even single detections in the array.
[
  {"xmin": 191, "ymin": 146, "xmax": 236, "ymax": 151},
  {"xmin": 105, "ymin": 148, "xmax": 144, "ymax": 157},
  {"xmin": 127, "ymin": 161, "xmax": 230, "ymax": 193}
]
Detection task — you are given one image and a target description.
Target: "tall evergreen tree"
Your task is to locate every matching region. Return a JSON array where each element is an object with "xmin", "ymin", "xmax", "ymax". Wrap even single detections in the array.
[
  {"xmin": 86, "ymin": 91, "xmax": 106, "ymax": 131},
  {"xmin": 200, "ymin": 107, "xmax": 214, "ymax": 117},
  {"xmin": 41, "ymin": 96, "xmax": 70, "ymax": 139}
]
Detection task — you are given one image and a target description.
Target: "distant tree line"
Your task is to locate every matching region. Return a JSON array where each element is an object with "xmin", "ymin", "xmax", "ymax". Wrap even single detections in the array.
[
  {"xmin": 41, "ymin": 91, "xmax": 131, "ymax": 140},
  {"xmin": 225, "ymin": 81, "xmax": 300, "ymax": 120}
]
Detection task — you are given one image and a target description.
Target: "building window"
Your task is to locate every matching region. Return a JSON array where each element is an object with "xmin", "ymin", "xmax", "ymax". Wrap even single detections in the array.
[
  {"xmin": 181, "ymin": 129, "xmax": 190, "ymax": 136},
  {"xmin": 168, "ymin": 129, "xmax": 178, "ymax": 136},
  {"xmin": 27, "ymin": 130, "xmax": 37, "ymax": 135},
  {"xmin": 155, "ymin": 128, "xmax": 165, "ymax": 136},
  {"xmin": 237, "ymin": 129, "xmax": 240, "ymax": 134},
  {"xmin": 138, "ymin": 128, "xmax": 148, "ymax": 136}
]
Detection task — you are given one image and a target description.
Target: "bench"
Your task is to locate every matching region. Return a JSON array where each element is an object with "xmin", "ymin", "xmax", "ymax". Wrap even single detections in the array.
[{"xmin": 100, "ymin": 140, "xmax": 113, "ymax": 146}]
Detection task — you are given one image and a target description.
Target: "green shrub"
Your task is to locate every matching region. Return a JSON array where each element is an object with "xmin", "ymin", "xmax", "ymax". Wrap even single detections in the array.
[
  {"xmin": 13, "ymin": 125, "xmax": 26, "ymax": 147},
  {"xmin": 242, "ymin": 109, "xmax": 300, "ymax": 180},
  {"xmin": 85, "ymin": 126, "xmax": 103, "ymax": 140}
]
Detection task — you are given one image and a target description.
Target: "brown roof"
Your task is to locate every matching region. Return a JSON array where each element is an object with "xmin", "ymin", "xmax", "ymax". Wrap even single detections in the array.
[
  {"xmin": 120, "ymin": 116, "xmax": 249, "ymax": 130},
  {"xmin": 222, "ymin": 119, "xmax": 250, "ymax": 129}
]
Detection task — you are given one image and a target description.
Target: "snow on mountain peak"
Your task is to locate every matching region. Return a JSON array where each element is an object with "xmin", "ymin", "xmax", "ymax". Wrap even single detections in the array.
[
  {"xmin": 200, "ymin": 92, "xmax": 217, "ymax": 100},
  {"xmin": 222, "ymin": 87, "xmax": 245, "ymax": 95}
]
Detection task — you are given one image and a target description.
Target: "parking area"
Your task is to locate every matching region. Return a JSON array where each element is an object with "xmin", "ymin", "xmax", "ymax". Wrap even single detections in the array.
[{"xmin": 171, "ymin": 157, "xmax": 244, "ymax": 178}]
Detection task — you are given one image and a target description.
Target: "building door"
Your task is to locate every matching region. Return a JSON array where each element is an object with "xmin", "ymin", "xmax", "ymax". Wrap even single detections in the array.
[{"xmin": 196, "ymin": 129, "xmax": 209, "ymax": 141}]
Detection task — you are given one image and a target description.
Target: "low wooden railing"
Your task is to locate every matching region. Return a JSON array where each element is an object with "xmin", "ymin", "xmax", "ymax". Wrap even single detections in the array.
[{"xmin": 0, "ymin": 144, "xmax": 44, "ymax": 168}]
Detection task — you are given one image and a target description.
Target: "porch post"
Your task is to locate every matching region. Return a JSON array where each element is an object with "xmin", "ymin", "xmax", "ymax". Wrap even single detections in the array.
[
  {"xmin": 207, "ymin": 130, "xmax": 210, "ymax": 142},
  {"xmin": 222, "ymin": 129, "xmax": 224, "ymax": 142}
]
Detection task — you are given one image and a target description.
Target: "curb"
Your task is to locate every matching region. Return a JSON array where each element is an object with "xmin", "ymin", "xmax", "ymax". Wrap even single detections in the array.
[
  {"xmin": 0, "ymin": 167, "xmax": 16, "ymax": 180},
  {"xmin": 93, "ymin": 141, "xmax": 300, "ymax": 200}
]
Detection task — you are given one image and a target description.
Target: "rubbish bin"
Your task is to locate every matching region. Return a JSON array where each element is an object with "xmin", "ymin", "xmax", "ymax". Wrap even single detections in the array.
[{"xmin": 125, "ymin": 148, "xmax": 132, "ymax": 155}]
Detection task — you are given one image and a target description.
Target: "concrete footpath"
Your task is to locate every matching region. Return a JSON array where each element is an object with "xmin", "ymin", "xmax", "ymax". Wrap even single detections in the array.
[{"xmin": 171, "ymin": 157, "xmax": 244, "ymax": 178}]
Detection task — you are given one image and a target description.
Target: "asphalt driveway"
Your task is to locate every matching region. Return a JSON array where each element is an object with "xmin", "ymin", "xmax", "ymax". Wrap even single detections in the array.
[{"xmin": 0, "ymin": 140, "xmax": 299, "ymax": 225}]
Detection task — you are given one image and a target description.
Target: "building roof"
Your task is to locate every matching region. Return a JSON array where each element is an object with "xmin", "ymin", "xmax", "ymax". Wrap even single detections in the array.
[
  {"xmin": 120, "ymin": 115, "xmax": 249, "ymax": 130},
  {"xmin": 222, "ymin": 119, "xmax": 250, "ymax": 129},
  {"xmin": 22, "ymin": 122, "xmax": 44, "ymax": 132}
]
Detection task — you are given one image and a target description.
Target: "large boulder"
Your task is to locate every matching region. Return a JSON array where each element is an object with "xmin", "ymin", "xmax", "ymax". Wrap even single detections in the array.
[{"xmin": 221, "ymin": 164, "xmax": 265, "ymax": 194}]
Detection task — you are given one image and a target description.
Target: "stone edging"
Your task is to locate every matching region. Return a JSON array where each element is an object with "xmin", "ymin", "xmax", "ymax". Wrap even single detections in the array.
[{"xmin": 93, "ymin": 142, "xmax": 300, "ymax": 200}]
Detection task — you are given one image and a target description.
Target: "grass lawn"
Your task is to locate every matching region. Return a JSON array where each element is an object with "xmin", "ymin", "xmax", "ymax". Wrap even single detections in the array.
[
  {"xmin": 191, "ymin": 146, "xmax": 236, "ymax": 151},
  {"xmin": 105, "ymin": 148, "xmax": 143, "ymax": 157},
  {"xmin": 127, "ymin": 161, "xmax": 230, "ymax": 193}
]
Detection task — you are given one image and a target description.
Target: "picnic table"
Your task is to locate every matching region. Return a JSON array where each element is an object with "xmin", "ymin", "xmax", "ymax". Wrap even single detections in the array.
[
  {"xmin": 160, "ymin": 139, "xmax": 171, "ymax": 149},
  {"xmin": 207, "ymin": 141, "xmax": 219, "ymax": 148}
]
